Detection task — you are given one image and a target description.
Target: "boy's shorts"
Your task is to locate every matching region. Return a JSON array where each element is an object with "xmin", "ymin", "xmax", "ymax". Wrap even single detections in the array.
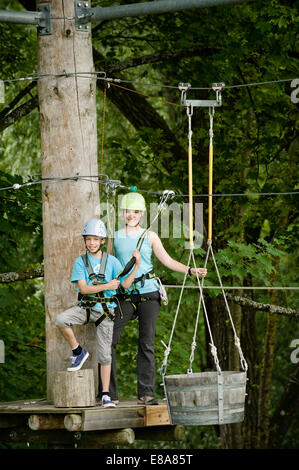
[{"xmin": 55, "ymin": 305, "xmax": 114, "ymax": 365}]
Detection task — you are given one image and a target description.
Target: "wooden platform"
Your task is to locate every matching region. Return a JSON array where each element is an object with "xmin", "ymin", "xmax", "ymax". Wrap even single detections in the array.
[{"xmin": 0, "ymin": 398, "xmax": 184, "ymax": 448}]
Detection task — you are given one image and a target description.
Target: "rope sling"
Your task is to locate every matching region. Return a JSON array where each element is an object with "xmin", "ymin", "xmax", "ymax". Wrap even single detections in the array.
[{"xmin": 160, "ymin": 84, "xmax": 248, "ymax": 426}]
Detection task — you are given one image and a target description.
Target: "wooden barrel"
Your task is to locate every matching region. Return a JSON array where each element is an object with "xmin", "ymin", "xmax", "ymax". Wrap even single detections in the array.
[{"xmin": 163, "ymin": 371, "xmax": 246, "ymax": 426}]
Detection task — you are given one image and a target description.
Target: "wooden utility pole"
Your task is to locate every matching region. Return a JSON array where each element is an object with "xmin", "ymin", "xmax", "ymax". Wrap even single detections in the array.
[{"xmin": 37, "ymin": 0, "xmax": 99, "ymax": 399}]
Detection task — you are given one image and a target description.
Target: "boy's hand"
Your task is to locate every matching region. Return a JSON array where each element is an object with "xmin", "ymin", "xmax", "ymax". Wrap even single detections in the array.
[
  {"xmin": 107, "ymin": 279, "xmax": 120, "ymax": 290},
  {"xmin": 132, "ymin": 249, "xmax": 141, "ymax": 266}
]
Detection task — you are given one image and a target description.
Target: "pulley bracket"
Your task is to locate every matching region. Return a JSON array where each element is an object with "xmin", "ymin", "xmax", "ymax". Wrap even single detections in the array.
[{"xmin": 179, "ymin": 82, "xmax": 225, "ymax": 110}]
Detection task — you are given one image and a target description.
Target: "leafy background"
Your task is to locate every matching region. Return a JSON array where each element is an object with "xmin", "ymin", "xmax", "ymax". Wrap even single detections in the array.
[{"xmin": 0, "ymin": 0, "xmax": 298, "ymax": 449}]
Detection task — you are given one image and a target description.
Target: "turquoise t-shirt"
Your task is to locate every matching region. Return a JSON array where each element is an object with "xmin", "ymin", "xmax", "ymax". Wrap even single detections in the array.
[
  {"xmin": 71, "ymin": 252, "xmax": 122, "ymax": 311},
  {"xmin": 113, "ymin": 229, "xmax": 158, "ymax": 294}
]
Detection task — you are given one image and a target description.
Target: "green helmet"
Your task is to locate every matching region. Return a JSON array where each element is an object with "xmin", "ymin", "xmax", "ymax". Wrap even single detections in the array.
[{"xmin": 120, "ymin": 192, "xmax": 146, "ymax": 211}]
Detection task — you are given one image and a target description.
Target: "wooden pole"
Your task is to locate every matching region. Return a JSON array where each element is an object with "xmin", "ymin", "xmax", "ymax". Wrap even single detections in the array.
[
  {"xmin": 28, "ymin": 414, "xmax": 65, "ymax": 431},
  {"xmin": 37, "ymin": 0, "xmax": 99, "ymax": 400}
]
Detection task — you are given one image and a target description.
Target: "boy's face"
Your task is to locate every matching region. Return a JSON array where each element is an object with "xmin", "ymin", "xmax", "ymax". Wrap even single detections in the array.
[
  {"xmin": 124, "ymin": 209, "xmax": 143, "ymax": 227},
  {"xmin": 85, "ymin": 235, "xmax": 104, "ymax": 254}
]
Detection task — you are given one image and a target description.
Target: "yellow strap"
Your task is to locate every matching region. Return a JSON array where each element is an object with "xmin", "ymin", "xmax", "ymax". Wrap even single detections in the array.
[
  {"xmin": 208, "ymin": 142, "xmax": 213, "ymax": 242},
  {"xmin": 208, "ymin": 107, "xmax": 214, "ymax": 243},
  {"xmin": 188, "ymin": 144, "xmax": 194, "ymax": 248}
]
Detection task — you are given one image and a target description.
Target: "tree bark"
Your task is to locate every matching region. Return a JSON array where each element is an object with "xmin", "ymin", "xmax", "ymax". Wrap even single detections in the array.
[
  {"xmin": 256, "ymin": 265, "xmax": 280, "ymax": 449},
  {"xmin": 37, "ymin": 0, "xmax": 99, "ymax": 399},
  {"xmin": 241, "ymin": 307, "xmax": 259, "ymax": 449}
]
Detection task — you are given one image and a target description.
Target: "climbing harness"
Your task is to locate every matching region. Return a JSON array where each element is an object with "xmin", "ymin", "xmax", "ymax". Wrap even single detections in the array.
[
  {"xmin": 78, "ymin": 251, "xmax": 123, "ymax": 327},
  {"xmin": 161, "ymin": 83, "xmax": 248, "ymax": 426}
]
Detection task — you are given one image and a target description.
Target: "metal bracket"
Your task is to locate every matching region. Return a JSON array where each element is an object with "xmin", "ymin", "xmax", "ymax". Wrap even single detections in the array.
[
  {"xmin": 75, "ymin": 1, "xmax": 92, "ymax": 31},
  {"xmin": 37, "ymin": 4, "xmax": 51, "ymax": 36},
  {"xmin": 179, "ymin": 82, "xmax": 225, "ymax": 111}
]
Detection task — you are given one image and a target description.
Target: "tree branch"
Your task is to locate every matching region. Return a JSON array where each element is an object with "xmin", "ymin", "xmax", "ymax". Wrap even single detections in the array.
[
  {"xmin": 101, "ymin": 47, "xmax": 218, "ymax": 74},
  {"xmin": 226, "ymin": 294, "xmax": 299, "ymax": 320},
  {"xmin": 0, "ymin": 95, "xmax": 38, "ymax": 132},
  {"xmin": 0, "ymin": 82, "xmax": 36, "ymax": 120},
  {"xmin": 0, "ymin": 268, "xmax": 44, "ymax": 284}
]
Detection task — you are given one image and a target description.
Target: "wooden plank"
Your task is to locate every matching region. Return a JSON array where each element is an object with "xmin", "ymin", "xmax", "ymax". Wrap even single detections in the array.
[
  {"xmin": 82, "ymin": 408, "xmax": 145, "ymax": 431},
  {"xmin": 0, "ymin": 400, "xmax": 85, "ymax": 414},
  {"xmin": 144, "ymin": 404, "xmax": 170, "ymax": 426}
]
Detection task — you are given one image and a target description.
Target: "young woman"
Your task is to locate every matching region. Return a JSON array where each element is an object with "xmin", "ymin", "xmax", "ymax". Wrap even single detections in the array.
[{"xmin": 105, "ymin": 192, "xmax": 207, "ymax": 405}]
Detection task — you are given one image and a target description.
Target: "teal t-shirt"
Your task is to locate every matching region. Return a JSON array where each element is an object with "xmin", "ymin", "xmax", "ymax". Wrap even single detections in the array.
[
  {"xmin": 71, "ymin": 252, "xmax": 122, "ymax": 311},
  {"xmin": 113, "ymin": 229, "xmax": 158, "ymax": 294}
]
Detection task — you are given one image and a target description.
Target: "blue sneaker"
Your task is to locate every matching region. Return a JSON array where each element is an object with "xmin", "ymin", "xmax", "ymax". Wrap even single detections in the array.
[
  {"xmin": 67, "ymin": 349, "xmax": 89, "ymax": 371},
  {"xmin": 101, "ymin": 394, "xmax": 116, "ymax": 408}
]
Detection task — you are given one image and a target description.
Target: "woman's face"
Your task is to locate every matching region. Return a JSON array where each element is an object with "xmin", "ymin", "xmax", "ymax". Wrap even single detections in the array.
[{"xmin": 124, "ymin": 209, "xmax": 143, "ymax": 227}]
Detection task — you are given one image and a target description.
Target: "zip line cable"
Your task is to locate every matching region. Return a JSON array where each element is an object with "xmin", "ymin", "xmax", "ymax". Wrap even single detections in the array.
[
  {"xmin": 0, "ymin": 71, "xmax": 296, "ymax": 92},
  {"xmin": 0, "ymin": 175, "xmax": 298, "ymax": 198},
  {"xmin": 164, "ymin": 285, "xmax": 299, "ymax": 291}
]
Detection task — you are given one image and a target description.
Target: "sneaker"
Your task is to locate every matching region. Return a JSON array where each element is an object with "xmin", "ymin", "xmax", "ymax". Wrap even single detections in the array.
[
  {"xmin": 67, "ymin": 349, "xmax": 89, "ymax": 372},
  {"xmin": 138, "ymin": 396, "xmax": 159, "ymax": 405},
  {"xmin": 96, "ymin": 393, "xmax": 119, "ymax": 405},
  {"xmin": 101, "ymin": 394, "xmax": 116, "ymax": 408}
]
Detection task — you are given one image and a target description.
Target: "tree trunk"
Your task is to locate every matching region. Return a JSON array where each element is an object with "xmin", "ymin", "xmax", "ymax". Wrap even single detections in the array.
[
  {"xmin": 241, "ymin": 307, "xmax": 259, "ymax": 449},
  {"xmin": 37, "ymin": 0, "xmax": 99, "ymax": 399},
  {"xmin": 256, "ymin": 261, "xmax": 280, "ymax": 448}
]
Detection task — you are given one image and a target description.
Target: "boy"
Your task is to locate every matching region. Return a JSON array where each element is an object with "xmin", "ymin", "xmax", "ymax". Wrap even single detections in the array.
[{"xmin": 55, "ymin": 218, "xmax": 140, "ymax": 408}]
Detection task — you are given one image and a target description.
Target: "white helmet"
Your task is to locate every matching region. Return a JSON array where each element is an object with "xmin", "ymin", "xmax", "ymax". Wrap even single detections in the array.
[{"xmin": 82, "ymin": 218, "xmax": 107, "ymax": 238}]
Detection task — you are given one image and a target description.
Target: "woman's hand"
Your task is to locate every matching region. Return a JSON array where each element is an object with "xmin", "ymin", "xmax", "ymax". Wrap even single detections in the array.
[{"xmin": 190, "ymin": 267, "xmax": 207, "ymax": 277}]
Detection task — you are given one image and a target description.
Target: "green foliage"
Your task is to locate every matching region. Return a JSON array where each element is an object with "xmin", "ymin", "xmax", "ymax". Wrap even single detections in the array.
[
  {"xmin": 0, "ymin": 280, "xmax": 46, "ymax": 401},
  {"xmin": 0, "ymin": 0, "xmax": 298, "ymax": 449}
]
